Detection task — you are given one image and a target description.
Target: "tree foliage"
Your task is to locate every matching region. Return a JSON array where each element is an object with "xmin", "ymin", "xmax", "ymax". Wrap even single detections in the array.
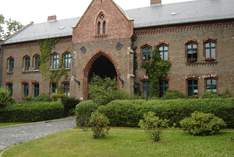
[
  {"xmin": 39, "ymin": 38, "xmax": 68, "ymax": 84},
  {"xmin": 0, "ymin": 14, "xmax": 23, "ymax": 40},
  {"xmin": 142, "ymin": 48, "xmax": 171, "ymax": 97},
  {"xmin": 88, "ymin": 75, "xmax": 129, "ymax": 105}
]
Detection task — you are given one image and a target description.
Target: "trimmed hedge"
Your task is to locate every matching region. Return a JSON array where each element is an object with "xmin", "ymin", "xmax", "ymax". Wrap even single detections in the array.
[
  {"xmin": 0, "ymin": 101, "xmax": 64, "ymax": 122},
  {"xmin": 98, "ymin": 98, "xmax": 234, "ymax": 128}
]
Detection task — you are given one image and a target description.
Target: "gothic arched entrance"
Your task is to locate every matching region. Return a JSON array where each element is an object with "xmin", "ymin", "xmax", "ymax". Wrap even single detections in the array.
[{"xmin": 83, "ymin": 52, "xmax": 118, "ymax": 99}]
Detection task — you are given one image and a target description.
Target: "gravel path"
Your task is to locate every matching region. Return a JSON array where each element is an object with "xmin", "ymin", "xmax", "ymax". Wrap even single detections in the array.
[{"xmin": 0, "ymin": 117, "xmax": 76, "ymax": 150}]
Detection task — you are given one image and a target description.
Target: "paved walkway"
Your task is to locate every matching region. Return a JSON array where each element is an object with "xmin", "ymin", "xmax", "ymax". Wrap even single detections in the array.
[{"xmin": 0, "ymin": 117, "xmax": 76, "ymax": 150}]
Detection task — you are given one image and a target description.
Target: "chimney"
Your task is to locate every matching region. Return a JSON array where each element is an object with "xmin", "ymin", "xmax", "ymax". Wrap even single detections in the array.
[
  {"xmin": 151, "ymin": 0, "xmax": 161, "ymax": 5},
  {"xmin": 47, "ymin": 15, "xmax": 57, "ymax": 22}
]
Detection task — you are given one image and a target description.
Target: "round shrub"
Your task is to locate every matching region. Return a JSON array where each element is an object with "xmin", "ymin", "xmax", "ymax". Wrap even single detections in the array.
[
  {"xmin": 75, "ymin": 100, "xmax": 98, "ymax": 128},
  {"xmin": 0, "ymin": 88, "xmax": 15, "ymax": 108},
  {"xmin": 139, "ymin": 112, "xmax": 168, "ymax": 142},
  {"xmin": 180, "ymin": 111, "xmax": 226, "ymax": 136},
  {"xmin": 89, "ymin": 111, "xmax": 110, "ymax": 139}
]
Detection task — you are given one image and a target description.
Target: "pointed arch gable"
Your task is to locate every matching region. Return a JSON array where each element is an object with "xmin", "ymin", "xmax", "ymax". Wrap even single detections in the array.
[{"xmin": 72, "ymin": 0, "xmax": 134, "ymax": 43}]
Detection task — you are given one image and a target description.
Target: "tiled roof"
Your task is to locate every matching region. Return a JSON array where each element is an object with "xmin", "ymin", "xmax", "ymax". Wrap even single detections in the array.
[{"xmin": 4, "ymin": 0, "xmax": 234, "ymax": 44}]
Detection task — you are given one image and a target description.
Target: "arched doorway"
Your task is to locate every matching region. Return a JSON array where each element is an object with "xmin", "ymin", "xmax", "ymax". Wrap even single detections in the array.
[
  {"xmin": 88, "ymin": 55, "xmax": 117, "ymax": 81},
  {"xmin": 83, "ymin": 52, "xmax": 118, "ymax": 99}
]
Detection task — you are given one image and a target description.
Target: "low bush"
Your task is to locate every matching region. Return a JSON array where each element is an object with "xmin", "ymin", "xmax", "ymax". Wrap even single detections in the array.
[
  {"xmin": 98, "ymin": 98, "xmax": 234, "ymax": 128},
  {"xmin": 51, "ymin": 93, "xmax": 64, "ymax": 101},
  {"xmin": 32, "ymin": 94, "xmax": 52, "ymax": 102},
  {"xmin": 89, "ymin": 76, "xmax": 130, "ymax": 105},
  {"xmin": 139, "ymin": 112, "xmax": 168, "ymax": 142},
  {"xmin": 75, "ymin": 100, "xmax": 98, "ymax": 128},
  {"xmin": 202, "ymin": 91, "xmax": 219, "ymax": 98},
  {"xmin": 89, "ymin": 111, "xmax": 110, "ymax": 138},
  {"xmin": 23, "ymin": 94, "xmax": 52, "ymax": 102},
  {"xmin": 0, "ymin": 101, "xmax": 64, "ymax": 122},
  {"xmin": 180, "ymin": 111, "xmax": 226, "ymax": 136},
  {"xmin": 0, "ymin": 88, "xmax": 15, "ymax": 108},
  {"xmin": 61, "ymin": 96, "xmax": 80, "ymax": 116},
  {"xmin": 162, "ymin": 90, "xmax": 185, "ymax": 99}
]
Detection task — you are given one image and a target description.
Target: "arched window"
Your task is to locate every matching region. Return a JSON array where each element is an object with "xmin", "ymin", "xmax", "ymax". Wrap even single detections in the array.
[
  {"xmin": 186, "ymin": 41, "xmax": 198, "ymax": 63},
  {"xmin": 23, "ymin": 55, "xmax": 30, "ymax": 71},
  {"xmin": 50, "ymin": 52, "xmax": 60, "ymax": 69},
  {"xmin": 141, "ymin": 45, "xmax": 152, "ymax": 61},
  {"xmin": 158, "ymin": 44, "xmax": 169, "ymax": 61},
  {"xmin": 103, "ymin": 21, "xmax": 106, "ymax": 34},
  {"xmin": 97, "ymin": 21, "xmax": 101, "ymax": 35},
  {"xmin": 63, "ymin": 52, "xmax": 72, "ymax": 69},
  {"xmin": 204, "ymin": 39, "xmax": 216, "ymax": 61},
  {"xmin": 33, "ymin": 54, "xmax": 40, "ymax": 70},
  {"xmin": 7, "ymin": 57, "xmax": 14, "ymax": 73},
  {"xmin": 96, "ymin": 12, "xmax": 106, "ymax": 36}
]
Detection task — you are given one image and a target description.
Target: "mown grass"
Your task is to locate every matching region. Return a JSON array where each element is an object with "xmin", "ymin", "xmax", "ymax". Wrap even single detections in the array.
[{"xmin": 3, "ymin": 128, "xmax": 234, "ymax": 157}]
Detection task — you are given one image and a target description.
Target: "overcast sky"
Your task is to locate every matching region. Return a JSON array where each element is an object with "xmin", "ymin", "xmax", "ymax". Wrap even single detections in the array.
[{"xmin": 0, "ymin": 0, "xmax": 192, "ymax": 24}]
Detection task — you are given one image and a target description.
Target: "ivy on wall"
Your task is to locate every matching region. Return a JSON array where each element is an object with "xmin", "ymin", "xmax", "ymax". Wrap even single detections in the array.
[
  {"xmin": 142, "ymin": 47, "xmax": 171, "ymax": 97},
  {"xmin": 39, "ymin": 38, "xmax": 68, "ymax": 85}
]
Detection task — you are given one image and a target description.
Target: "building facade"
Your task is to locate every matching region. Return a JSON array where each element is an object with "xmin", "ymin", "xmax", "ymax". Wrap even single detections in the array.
[{"xmin": 1, "ymin": 0, "xmax": 234, "ymax": 100}]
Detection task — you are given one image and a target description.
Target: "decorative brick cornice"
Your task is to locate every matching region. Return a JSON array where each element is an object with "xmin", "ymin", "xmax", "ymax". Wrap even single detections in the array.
[{"xmin": 134, "ymin": 20, "xmax": 234, "ymax": 36}]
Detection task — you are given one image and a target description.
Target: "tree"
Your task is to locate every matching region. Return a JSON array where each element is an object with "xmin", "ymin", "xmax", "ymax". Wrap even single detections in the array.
[
  {"xmin": 39, "ymin": 38, "xmax": 68, "ymax": 96},
  {"xmin": 0, "ymin": 14, "xmax": 23, "ymax": 40},
  {"xmin": 142, "ymin": 47, "xmax": 171, "ymax": 97}
]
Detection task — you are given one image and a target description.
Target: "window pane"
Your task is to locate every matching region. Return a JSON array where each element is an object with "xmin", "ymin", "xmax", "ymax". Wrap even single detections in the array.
[
  {"xmin": 211, "ymin": 43, "xmax": 216, "ymax": 47},
  {"xmin": 187, "ymin": 44, "xmax": 192, "ymax": 49},
  {"xmin": 142, "ymin": 47, "xmax": 151, "ymax": 61},
  {"xmin": 33, "ymin": 83, "xmax": 40, "ymax": 97},
  {"xmin": 211, "ymin": 49, "xmax": 216, "ymax": 59},
  {"xmin": 206, "ymin": 50, "xmax": 211, "ymax": 59},
  {"xmin": 23, "ymin": 83, "xmax": 29, "ymax": 97},
  {"xmin": 188, "ymin": 80, "xmax": 198, "ymax": 96},
  {"xmin": 206, "ymin": 79, "xmax": 217, "ymax": 93},
  {"xmin": 159, "ymin": 80, "xmax": 168, "ymax": 97}
]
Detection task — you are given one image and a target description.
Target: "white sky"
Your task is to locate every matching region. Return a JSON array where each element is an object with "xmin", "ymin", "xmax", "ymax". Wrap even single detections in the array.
[{"xmin": 0, "ymin": 0, "xmax": 192, "ymax": 24}]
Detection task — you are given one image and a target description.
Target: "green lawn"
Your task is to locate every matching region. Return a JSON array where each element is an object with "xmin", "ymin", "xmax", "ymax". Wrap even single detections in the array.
[
  {"xmin": 0, "ymin": 122, "xmax": 22, "ymax": 127},
  {"xmin": 2, "ymin": 128, "xmax": 234, "ymax": 157}
]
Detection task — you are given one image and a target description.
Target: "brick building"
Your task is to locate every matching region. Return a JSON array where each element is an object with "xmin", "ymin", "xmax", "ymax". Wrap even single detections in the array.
[{"xmin": 1, "ymin": 0, "xmax": 234, "ymax": 100}]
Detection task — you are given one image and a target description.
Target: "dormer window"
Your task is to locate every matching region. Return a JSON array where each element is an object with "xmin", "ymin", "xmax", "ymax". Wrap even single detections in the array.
[{"xmin": 96, "ymin": 12, "xmax": 107, "ymax": 36}]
